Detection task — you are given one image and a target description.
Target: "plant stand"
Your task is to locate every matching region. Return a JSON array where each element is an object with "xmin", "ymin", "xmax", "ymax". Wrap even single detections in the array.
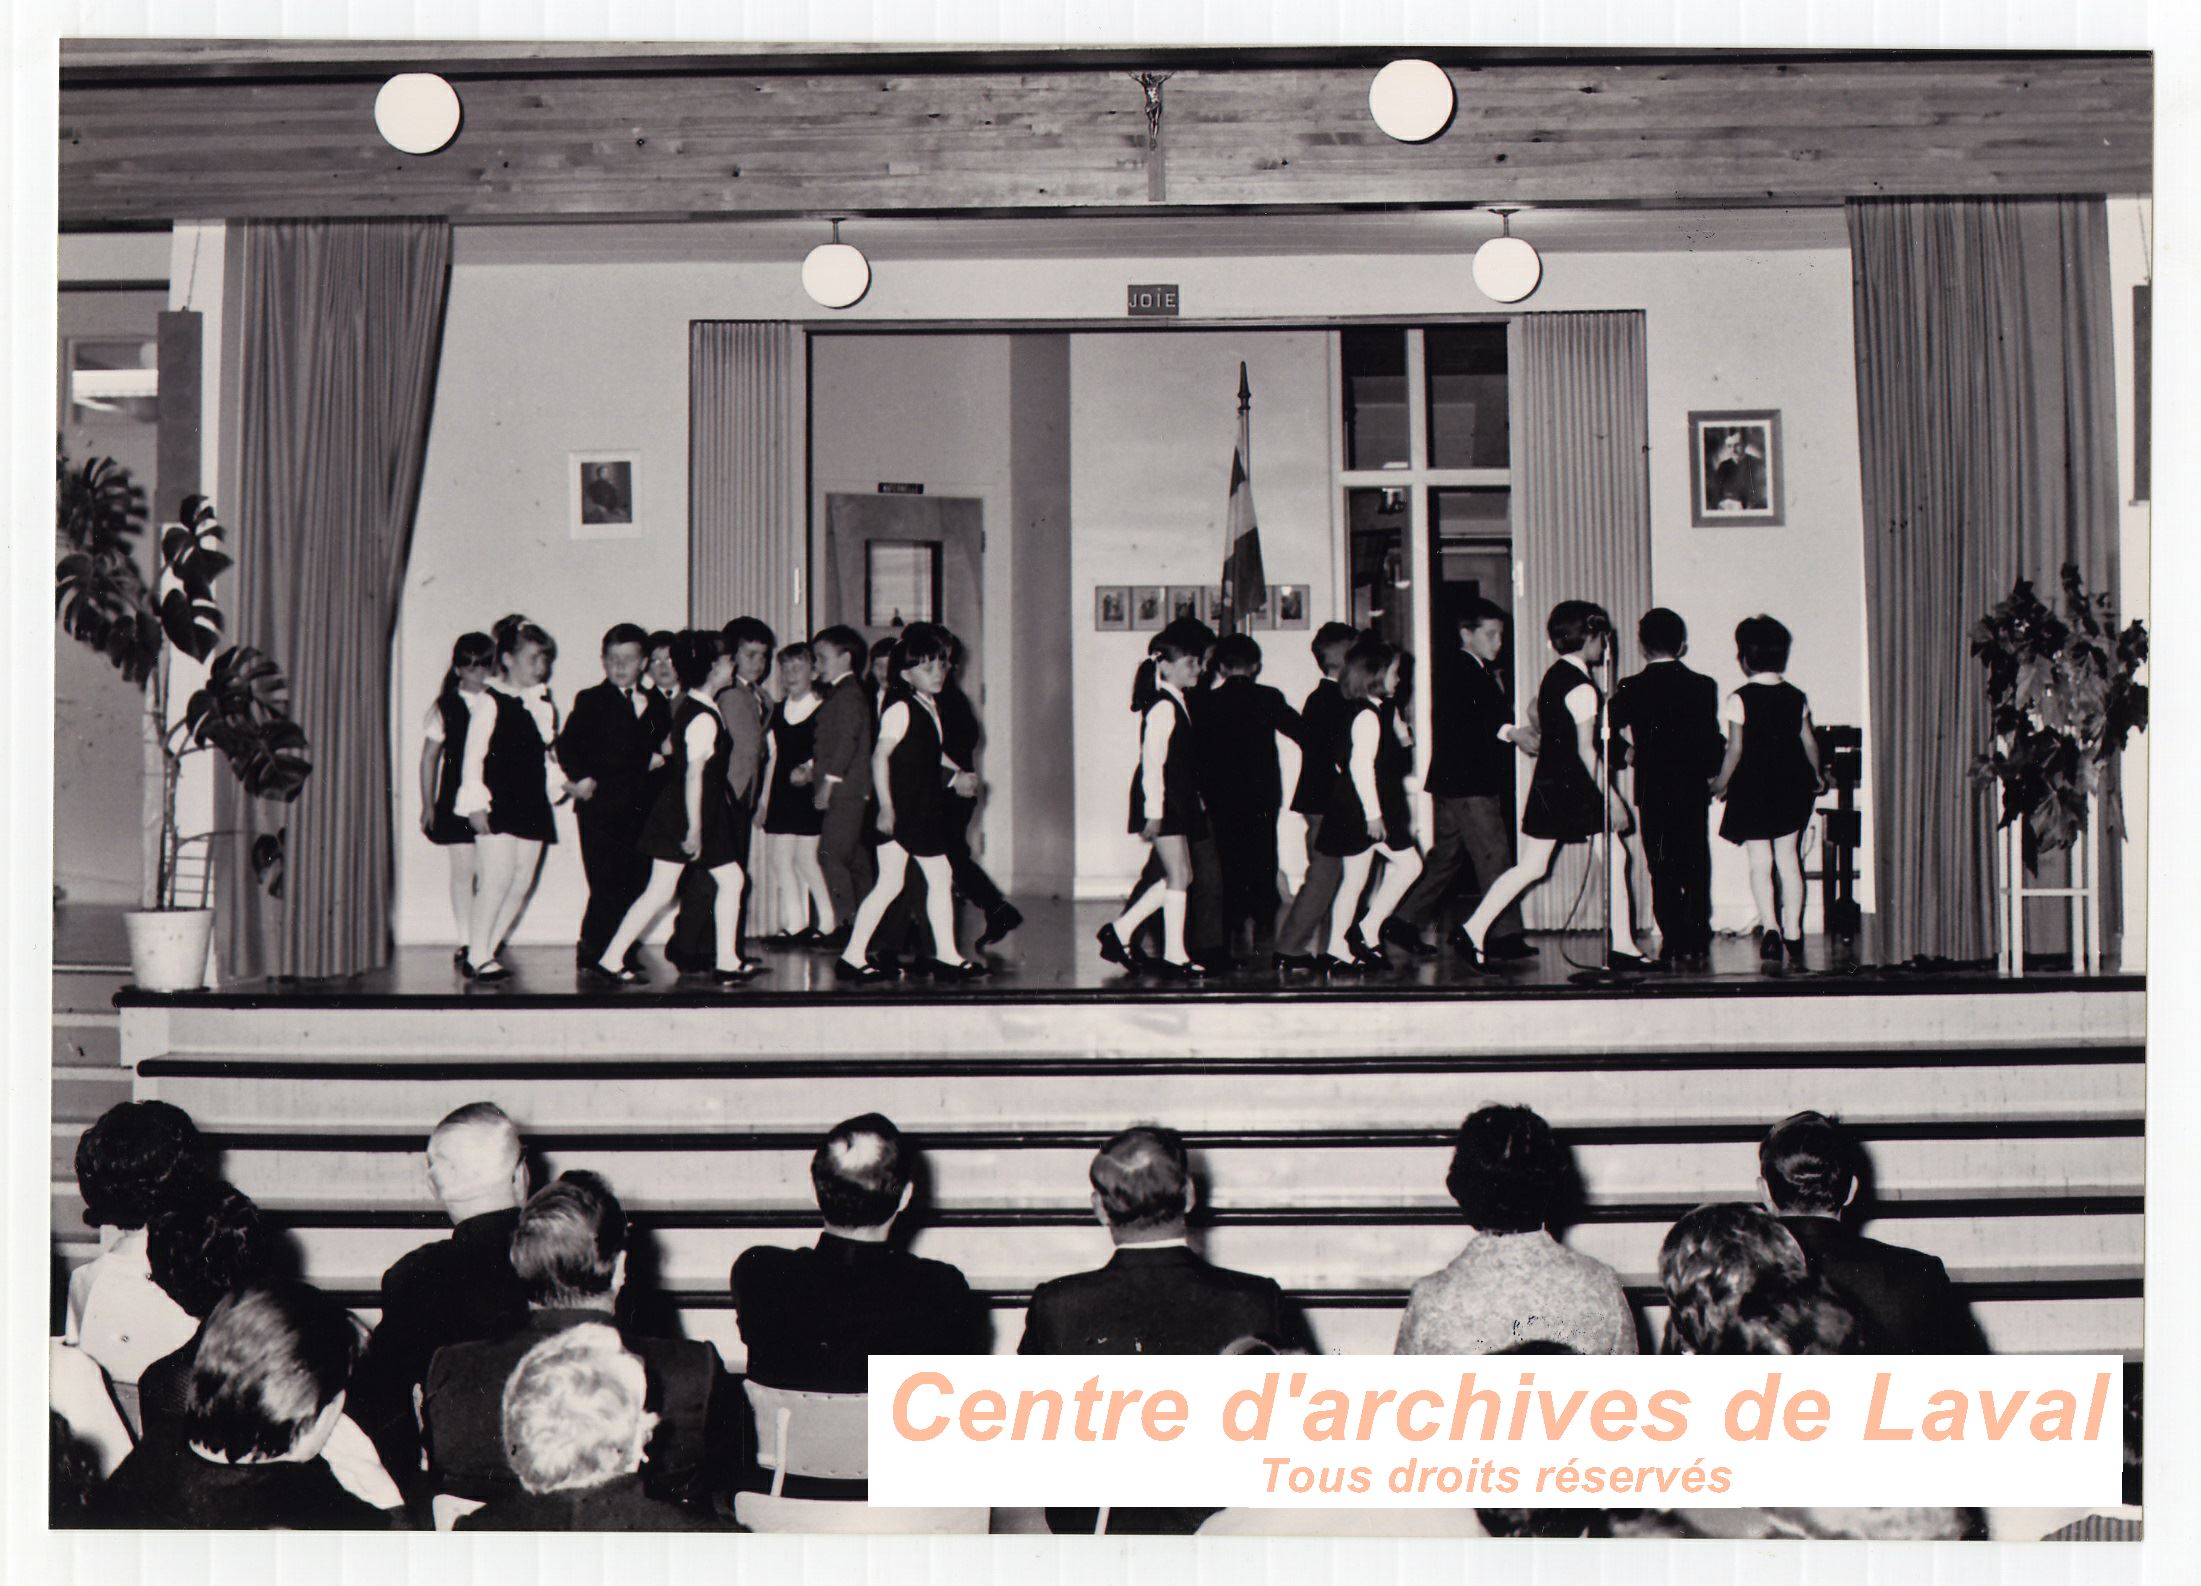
[{"xmin": 1996, "ymin": 790, "xmax": 2101, "ymax": 978}]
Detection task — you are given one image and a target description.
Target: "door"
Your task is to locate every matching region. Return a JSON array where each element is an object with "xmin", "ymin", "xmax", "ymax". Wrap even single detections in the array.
[{"xmin": 822, "ymin": 494, "xmax": 985, "ymax": 701}]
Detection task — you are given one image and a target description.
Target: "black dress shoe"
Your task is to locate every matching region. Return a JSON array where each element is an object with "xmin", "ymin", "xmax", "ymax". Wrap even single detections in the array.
[
  {"xmin": 812, "ymin": 927, "xmax": 851, "ymax": 951},
  {"xmin": 924, "ymin": 958, "xmax": 990, "ymax": 982},
  {"xmin": 712, "ymin": 960, "xmax": 766, "ymax": 984},
  {"xmin": 833, "ymin": 957, "xmax": 893, "ymax": 985},
  {"xmin": 578, "ymin": 960, "xmax": 632, "ymax": 987},
  {"xmin": 1783, "ymin": 937, "xmax": 1807, "ymax": 968},
  {"xmin": 456, "ymin": 950, "xmax": 476, "ymax": 979},
  {"xmin": 470, "ymin": 959, "xmax": 514, "ymax": 984},
  {"xmin": 1758, "ymin": 929, "xmax": 1784, "ymax": 969},
  {"xmin": 1313, "ymin": 953, "xmax": 1365, "ymax": 976},
  {"xmin": 975, "ymin": 903, "xmax": 1024, "ymax": 950},
  {"xmin": 1378, "ymin": 918, "xmax": 1436, "ymax": 958},
  {"xmin": 1484, "ymin": 936, "xmax": 1539, "ymax": 961},
  {"xmin": 1344, "ymin": 926, "xmax": 1388, "ymax": 968},
  {"xmin": 1608, "ymin": 950, "xmax": 1653, "ymax": 973},
  {"xmin": 1096, "ymin": 923, "xmax": 1136, "ymax": 969},
  {"xmin": 1272, "ymin": 951, "xmax": 1319, "ymax": 976}
]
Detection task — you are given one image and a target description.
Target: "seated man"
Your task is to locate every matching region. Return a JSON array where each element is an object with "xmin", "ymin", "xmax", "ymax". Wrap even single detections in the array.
[
  {"xmin": 423, "ymin": 1171, "xmax": 733, "ymax": 1511},
  {"xmin": 1021, "ymin": 1124, "xmax": 1310, "ymax": 1533},
  {"xmin": 1759, "ymin": 1110, "xmax": 1986, "ymax": 1353},
  {"xmin": 459, "ymin": 1324, "xmax": 731, "ymax": 1531},
  {"xmin": 91, "ymin": 1282, "xmax": 399, "ymax": 1530},
  {"xmin": 732, "ymin": 1113, "xmax": 987, "ymax": 1392}
]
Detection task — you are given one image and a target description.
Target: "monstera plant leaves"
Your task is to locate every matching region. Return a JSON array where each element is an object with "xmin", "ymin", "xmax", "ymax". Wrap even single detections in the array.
[
  {"xmin": 158, "ymin": 497, "xmax": 232, "ymax": 663},
  {"xmin": 54, "ymin": 454, "xmax": 164, "ymax": 684},
  {"xmin": 182, "ymin": 645, "xmax": 313, "ymax": 802}
]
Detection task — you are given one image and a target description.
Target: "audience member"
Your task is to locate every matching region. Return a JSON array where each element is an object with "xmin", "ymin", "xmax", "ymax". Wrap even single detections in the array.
[
  {"xmin": 423, "ymin": 1171, "xmax": 733, "ymax": 1511},
  {"xmin": 137, "ymin": 1179, "xmax": 281, "ymax": 1430},
  {"xmin": 50, "ymin": 1411, "xmax": 105, "ymax": 1527},
  {"xmin": 1658, "ymin": 1202, "xmax": 1809, "ymax": 1355},
  {"xmin": 1759, "ymin": 1109, "xmax": 1986, "ymax": 1352},
  {"xmin": 68, "ymin": 1101, "xmax": 208, "ymax": 1386},
  {"xmin": 92, "ymin": 1282, "xmax": 397, "ymax": 1530},
  {"xmin": 457, "ymin": 1324, "xmax": 733, "ymax": 1531},
  {"xmin": 1709, "ymin": 1272, "xmax": 1865, "ymax": 1355},
  {"xmin": 1396, "ymin": 1106, "xmax": 1636, "ymax": 1355},
  {"xmin": 351, "ymin": 1103, "xmax": 534, "ymax": 1491},
  {"xmin": 732, "ymin": 1113, "xmax": 987, "ymax": 1391}
]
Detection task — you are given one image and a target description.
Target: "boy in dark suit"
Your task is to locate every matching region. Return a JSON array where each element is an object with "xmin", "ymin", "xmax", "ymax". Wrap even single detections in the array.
[
  {"xmin": 557, "ymin": 623, "xmax": 669, "ymax": 970},
  {"xmin": 1272, "ymin": 622, "xmax": 1362, "ymax": 969},
  {"xmin": 1609, "ymin": 608, "xmax": 1723, "ymax": 970},
  {"xmin": 809, "ymin": 626, "xmax": 876, "ymax": 944},
  {"xmin": 1191, "ymin": 634, "xmax": 1305, "ymax": 960}
]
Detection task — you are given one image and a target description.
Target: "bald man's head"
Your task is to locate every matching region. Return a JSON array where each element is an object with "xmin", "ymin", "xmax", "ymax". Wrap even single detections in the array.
[{"xmin": 425, "ymin": 1103, "xmax": 527, "ymax": 1220}]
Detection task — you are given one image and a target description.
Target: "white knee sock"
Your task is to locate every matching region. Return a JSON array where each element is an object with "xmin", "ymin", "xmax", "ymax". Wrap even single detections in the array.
[
  {"xmin": 1114, "ymin": 878, "xmax": 1168, "ymax": 938},
  {"xmin": 1160, "ymin": 888, "xmax": 1190, "ymax": 963}
]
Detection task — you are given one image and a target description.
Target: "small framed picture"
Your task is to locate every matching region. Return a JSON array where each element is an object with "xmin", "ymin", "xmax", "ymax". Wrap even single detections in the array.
[
  {"xmin": 1165, "ymin": 585, "xmax": 1207, "ymax": 625},
  {"xmin": 1273, "ymin": 584, "xmax": 1310, "ymax": 629},
  {"xmin": 1244, "ymin": 589, "xmax": 1274, "ymax": 630},
  {"xmin": 570, "ymin": 452, "xmax": 640, "ymax": 540},
  {"xmin": 1130, "ymin": 585, "xmax": 1165, "ymax": 630},
  {"xmin": 1095, "ymin": 585, "xmax": 1131, "ymax": 631},
  {"xmin": 1688, "ymin": 410, "xmax": 1785, "ymax": 528}
]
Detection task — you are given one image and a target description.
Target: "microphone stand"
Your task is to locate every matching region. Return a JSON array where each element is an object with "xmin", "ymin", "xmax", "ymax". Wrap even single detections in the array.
[{"xmin": 1570, "ymin": 633, "xmax": 1636, "ymax": 988}]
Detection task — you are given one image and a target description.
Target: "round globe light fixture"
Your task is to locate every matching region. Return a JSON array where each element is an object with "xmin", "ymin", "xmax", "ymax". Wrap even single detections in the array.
[
  {"xmin": 374, "ymin": 73, "xmax": 462, "ymax": 156},
  {"xmin": 1472, "ymin": 211, "xmax": 1542, "ymax": 303},
  {"xmin": 802, "ymin": 222, "xmax": 871, "ymax": 310},
  {"xmin": 1368, "ymin": 59, "xmax": 1454, "ymax": 143}
]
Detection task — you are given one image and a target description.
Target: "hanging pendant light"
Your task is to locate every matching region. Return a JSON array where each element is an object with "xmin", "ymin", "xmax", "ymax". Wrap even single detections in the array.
[
  {"xmin": 802, "ymin": 220, "xmax": 871, "ymax": 310},
  {"xmin": 1473, "ymin": 208, "xmax": 1542, "ymax": 304},
  {"xmin": 1368, "ymin": 59, "xmax": 1454, "ymax": 143},
  {"xmin": 374, "ymin": 73, "xmax": 462, "ymax": 155}
]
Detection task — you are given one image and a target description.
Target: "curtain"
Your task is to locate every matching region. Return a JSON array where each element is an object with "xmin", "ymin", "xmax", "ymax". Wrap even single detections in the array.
[
  {"xmin": 1848, "ymin": 199, "xmax": 2118, "ymax": 963},
  {"xmin": 691, "ymin": 321, "xmax": 808, "ymax": 929},
  {"xmin": 217, "ymin": 221, "xmax": 452, "ymax": 980},
  {"xmin": 1512, "ymin": 311, "xmax": 1654, "ymax": 931}
]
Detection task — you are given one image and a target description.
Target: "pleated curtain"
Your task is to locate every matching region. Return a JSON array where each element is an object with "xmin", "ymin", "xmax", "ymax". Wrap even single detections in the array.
[
  {"xmin": 1847, "ymin": 199, "xmax": 2118, "ymax": 963},
  {"xmin": 217, "ymin": 220, "xmax": 452, "ymax": 980},
  {"xmin": 1511, "ymin": 311, "xmax": 1654, "ymax": 931},
  {"xmin": 690, "ymin": 321, "xmax": 808, "ymax": 929}
]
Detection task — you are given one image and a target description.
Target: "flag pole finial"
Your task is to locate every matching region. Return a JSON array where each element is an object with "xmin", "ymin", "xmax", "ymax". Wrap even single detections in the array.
[{"xmin": 1238, "ymin": 361, "xmax": 1251, "ymax": 410}]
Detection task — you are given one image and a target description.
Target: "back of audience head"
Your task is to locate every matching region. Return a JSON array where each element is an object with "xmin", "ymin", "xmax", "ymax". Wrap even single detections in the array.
[
  {"xmin": 76, "ymin": 1100, "xmax": 205, "ymax": 1230},
  {"xmin": 426, "ymin": 1102, "xmax": 528, "ymax": 1219},
  {"xmin": 511, "ymin": 1172, "xmax": 628, "ymax": 1309},
  {"xmin": 812, "ymin": 1113, "xmax": 914, "ymax": 1235},
  {"xmin": 1758, "ymin": 1109, "xmax": 1858, "ymax": 1217},
  {"xmin": 1475, "ymin": 1342, "xmax": 1605, "ymax": 1536},
  {"xmin": 500, "ymin": 1323, "xmax": 656, "ymax": 1497},
  {"xmin": 1445, "ymin": 1105, "xmax": 1574, "ymax": 1235},
  {"xmin": 1638, "ymin": 607, "xmax": 1688, "ymax": 658},
  {"xmin": 185, "ymin": 1282, "xmax": 359, "ymax": 1464},
  {"xmin": 148, "ymin": 1180, "xmax": 278, "ymax": 1320},
  {"xmin": 1089, "ymin": 1125, "xmax": 1193, "ymax": 1241},
  {"xmin": 1659, "ymin": 1203, "xmax": 1809, "ymax": 1355},
  {"xmin": 1712, "ymin": 1273, "xmax": 1864, "ymax": 1355}
]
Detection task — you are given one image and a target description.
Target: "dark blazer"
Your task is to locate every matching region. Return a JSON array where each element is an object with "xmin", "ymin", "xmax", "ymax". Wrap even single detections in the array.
[
  {"xmin": 457, "ymin": 1473, "xmax": 735, "ymax": 1532},
  {"xmin": 1019, "ymin": 1243, "xmax": 1311, "ymax": 1356},
  {"xmin": 938, "ymin": 680, "xmax": 982, "ymax": 773},
  {"xmin": 558, "ymin": 682, "xmax": 670, "ymax": 825},
  {"xmin": 1289, "ymin": 679, "xmax": 1348, "ymax": 816},
  {"xmin": 1192, "ymin": 676, "xmax": 1305, "ymax": 814},
  {"xmin": 1423, "ymin": 648, "xmax": 1517, "ymax": 799},
  {"xmin": 732, "ymin": 1233, "xmax": 989, "ymax": 1393},
  {"xmin": 90, "ymin": 1429, "xmax": 401, "ymax": 1530},
  {"xmin": 350, "ymin": 1208, "xmax": 530, "ymax": 1490},
  {"xmin": 1779, "ymin": 1215, "xmax": 1987, "ymax": 1354},
  {"xmin": 714, "ymin": 678, "xmax": 772, "ymax": 804},
  {"xmin": 811, "ymin": 674, "xmax": 876, "ymax": 796},
  {"xmin": 424, "ymin": 1308, "xmax": 733, "ymax": 1507},
  {"xmin": 1610, "ymin": 660, "xmax": 1723, "ymax": 811}
]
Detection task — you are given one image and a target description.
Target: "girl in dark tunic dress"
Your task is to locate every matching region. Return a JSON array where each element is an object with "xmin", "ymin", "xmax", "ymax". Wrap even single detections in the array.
[
  {"xmin": 588, "ymin": 630, "xmax": 763, "ymax": 985},
  {"xmin": 1710, "ymin": 613, "xmax": 1826, "ymax": 970},
  {"xmin": 1317, "ymin": 638, "xmax": 1426, "ymax": 971},
  {"xmin": 1096, "ymin": 628, "xmax": 1210, "ymax": 977},
  {"xmin": 836, "ymin": 624, "xmax": 982, "ymax": 983},
  {"xmin": 1459, "ymin": 601, "xmax": 1646, "ymax": 970},
  {"xmin": 758, "ymin": 642, "xmax": 836, "ymax": 941},
  {"xmin": 460, "ymin": 615, "xmax": 571, "ymax": 982},
  {"xmin": 420, "ymin": 632, "xmax": 494, "ymax": 963}
]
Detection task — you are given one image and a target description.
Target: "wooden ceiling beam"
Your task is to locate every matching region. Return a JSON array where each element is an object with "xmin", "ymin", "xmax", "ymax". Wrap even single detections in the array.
[{"xmin": 58, "ymin": 55, "xmax": 2150, "ymax": 226}]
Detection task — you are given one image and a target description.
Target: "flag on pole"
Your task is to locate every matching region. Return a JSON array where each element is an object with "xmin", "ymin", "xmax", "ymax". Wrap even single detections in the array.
[{"xmin": 1220, "ymin": 362, "xmax": 1267, "ymax": 635}]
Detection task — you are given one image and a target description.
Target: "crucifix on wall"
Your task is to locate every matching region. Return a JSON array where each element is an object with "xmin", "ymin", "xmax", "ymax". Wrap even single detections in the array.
[{"xmin": 1134, "ymin": 71, "xmax": 1173, "ymax": 202}]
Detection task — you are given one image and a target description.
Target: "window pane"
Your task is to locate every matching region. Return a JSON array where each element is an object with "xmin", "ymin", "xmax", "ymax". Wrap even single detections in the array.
[
  {"xmin": 865, "ymin": 540, "xmax": 939, "ymax": 627},
  {"xmin": 1345, "ymin": 487, "xmax": 1410, "ymax": 650},
  {"xmin": 1425, "ymin": 324, "xmax": 1509, "ymax": 469},
  {"xmin": 67, "ymin": 336, "xmax": 160, "ymax": 425},
  {"xmin": 1431, "ymin": 488, "xmax": 1514, "ymax": 683},
  {"xmin": 1340, "ymin": 328, "xmax": 1409, "ymax": 471}
]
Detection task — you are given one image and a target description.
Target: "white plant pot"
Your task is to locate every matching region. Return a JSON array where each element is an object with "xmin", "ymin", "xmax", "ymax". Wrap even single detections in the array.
[{"xmin": 124, "ymin": 909, "xmax": 215, "ymax": 992}]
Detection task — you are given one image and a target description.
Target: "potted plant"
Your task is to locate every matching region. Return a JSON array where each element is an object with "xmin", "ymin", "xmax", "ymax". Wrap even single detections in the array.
[
  {"xmin": 55, "ymin": 451, "xmax": 311, "ymax": 990},
  {"xmin": 1971, "ymin": 563, "xmax": 2148, "ymax": 859}
]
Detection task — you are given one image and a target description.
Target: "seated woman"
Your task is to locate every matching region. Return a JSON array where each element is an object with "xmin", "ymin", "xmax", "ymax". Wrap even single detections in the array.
[
  {"xmin": 1656, "ymin": 1201, "xmax": 1811, "ymax": 1355},
  {"xmin": 1394, "ymin": 1105, "xmax": 1638, "ymax": 1356}
]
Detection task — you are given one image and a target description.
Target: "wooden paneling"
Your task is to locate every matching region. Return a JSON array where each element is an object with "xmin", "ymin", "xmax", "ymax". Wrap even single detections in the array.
[{"xmin": 59, "ymin": 55, "xmax": 2149, "ymax": 225}]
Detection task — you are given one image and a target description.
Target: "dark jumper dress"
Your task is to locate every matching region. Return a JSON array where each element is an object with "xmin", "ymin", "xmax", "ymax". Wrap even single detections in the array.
[
  {"xmin": 641, "ymin": 694, "xmax": 745, "ymax": 869},
  {"xmin": 1125, "ymin": 689, "xmax": 1207, "ymax": 840},
  {"xmin": 1315, "ymin": 698, "xmax": 1414, "ymax": 858},
  {"xmin": 1519, "ymin": 660, "xmax": 1605, "ymax": 844},
  {"xmin": 762, "ymin": 699, "xmax": 826, "ymax": 838},
  {"xmin": 481, "ymin": 687, "xmax": 558, "ymax": 844},
  {"xmin": 882, "ymin": 690, "xmax": 952, "ymax": 858},
  {"xmin": 1719, "ymin": 680, "xmax": 1819, "ymax": 843},
  {"xmin": 425, "ymin": 692, "xmax": 477, "ymax": 845}
]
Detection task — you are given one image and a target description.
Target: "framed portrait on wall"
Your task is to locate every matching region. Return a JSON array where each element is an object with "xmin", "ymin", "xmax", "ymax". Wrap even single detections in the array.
[
  {"xmin": 1130, "ymin": 586, "xmax": 1165, "ymax": 630},
  {"xmin": 1273, "ymin": 584, "xmax": 1310, "ymax": 629},
  {"xmin": 570, "ymin": 451, "xmax": 640, "ymax": 539},
  {"xmin": 1095, "ymin": 586, "xmax": 1130, "ymax": 631},
  {"xmin": 1165, "ymin": 585, "xmax": 1207, "ymax": 624},
  {"xmin": 1688, "ymin": 410, "xmax": 1784, "ymax": 527}
]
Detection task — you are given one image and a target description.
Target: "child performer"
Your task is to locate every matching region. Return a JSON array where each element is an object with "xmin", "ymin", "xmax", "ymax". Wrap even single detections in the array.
[
  {"xmin": 1192, "ymin": 633, "xmax": 1305, "ymax": 960},
  {"xmin": 589, "ymin": 630, "xmax": 763, "ymax": 985},
  {"xmin": 1273, "ymin": 622, "xmax": 1363, "ymax": 971},
  {"xmin": 1096, "ymin": 628, "xmax": 1211, "ymax": 978},
  {"xmin": 1610, "ymin": 608, "xmax": 1724, "ymax": 970},
  {"xmin": 808, "ymin": 626, "xmax": 876, "ymax": 944},
  {"xmin": 836, "ymin": 624, "xmax": 983, "ymax": 983},
  {"xmin": 420, "ymin": 632, "xmax": 494, "ymax": 964},
  {"xmin": 556, "ymin": 623, "xmax": 670, "ymax": 973},
  {"xmin": 457, "ymin": 615, "xmax": 570, "ymax": 983},
  {"xmin": 1318, "ymin": 638, "xmax": 1424, "ymax": 970},
  {"xmin": 757, "ymin": 641, "xmax": 835, "ymax": 942},
  {"xmin": 1458, "ymin": 601, "xmax": 1646, "ymax": 970},
  {"xmin": 1710, "ymin": 614, "xmax": 1826, "ymax": 971}
]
